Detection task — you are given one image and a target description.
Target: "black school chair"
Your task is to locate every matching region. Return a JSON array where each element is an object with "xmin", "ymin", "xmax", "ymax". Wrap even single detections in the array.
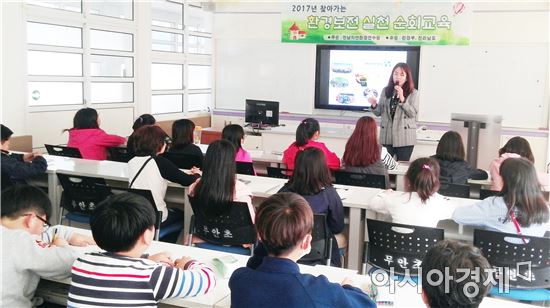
[
  {"xmin": 334, "ymin": 170, "xmax": 387, "ymax": 189},
  {"xmin": 236, "ymin": 161, "xmax": 255, "ymax": 175},
  {"xmin": 266, "ymin": 166, "xmax": 291, "ymax": 179},
  {"xmin": 161, "ymin": 152, "xmax": 203, "ymax": 169},
  {"xmin": 363, "ymin": 219, "xmax": 444, "ymax": 277},
  {"xmin": 473, "ymin": 229, "xmax": 550, "ymax": 301},
  {"xmin": 298, "ymin": 214, "xmax": 334, "ymax": 267},
  {"xmin": 107, "ymin": 147, "xmax": 133, "ymax": 163},
  {"xmin": 187, "ymin": 195, "xmax": 256, "ymax": 255},
  {"xmin": 45, "ymin": 144, "xmax": 82, "ymax": 158},
  {"xmin": 438, "ymin": 183, "xmax": 470, "ymax": 198},
  {"xmin": 57, "ymin": 173, "xmax": 110, "ymax": 225}
]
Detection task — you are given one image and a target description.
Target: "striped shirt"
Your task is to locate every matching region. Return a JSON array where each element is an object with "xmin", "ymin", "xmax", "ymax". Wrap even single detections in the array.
[{"xmin": 68, "ymin": 252, "xmax": 216, "ymax": 307}]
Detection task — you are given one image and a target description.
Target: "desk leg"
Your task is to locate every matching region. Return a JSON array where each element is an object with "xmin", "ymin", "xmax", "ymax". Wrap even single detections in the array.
[
  {"xmin": 395, "ymin": 174, "xmax": 405, "ymax": 191},
  {"xmin": 183, "ymin": 188, "xmax": 192, "ymax": 244},
  {"xmin": 48, "ymin": 173, "xmax": 61, "ymax": 224},
  {"xmin": 347, "ymin": 208, "xmax": 365, "ymax": 271}
]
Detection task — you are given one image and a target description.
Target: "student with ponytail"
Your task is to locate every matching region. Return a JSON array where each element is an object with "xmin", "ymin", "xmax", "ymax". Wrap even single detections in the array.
[
  {"xmin": 369, "ymin": 157, "xmax": 456, "ymax": 227},
  {"xmin": 282, "ymin": 118, "xmax": 340, "ymax": 170}
]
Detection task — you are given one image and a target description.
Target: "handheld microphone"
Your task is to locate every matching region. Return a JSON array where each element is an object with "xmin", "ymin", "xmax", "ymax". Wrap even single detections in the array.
[{"xmin": 393, "ymin": 86, "xmax": 399, "ymax": 100}]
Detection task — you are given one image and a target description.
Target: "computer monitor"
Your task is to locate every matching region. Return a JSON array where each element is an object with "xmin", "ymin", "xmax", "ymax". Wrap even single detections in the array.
[{"xmin": 245, "ymin": 99, "xmax": 279, "ymax": 127}]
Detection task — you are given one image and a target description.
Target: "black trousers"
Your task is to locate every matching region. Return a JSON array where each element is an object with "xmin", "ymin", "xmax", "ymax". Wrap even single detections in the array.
[{"xmin": 384, "ymin": 145, "xmax": 414, "ymax": 161}]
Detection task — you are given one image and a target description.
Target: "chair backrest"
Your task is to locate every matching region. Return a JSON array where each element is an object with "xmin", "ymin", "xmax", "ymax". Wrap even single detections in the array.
[
  {"xmin": 473, "ymin": 229, "xmax": 550, "ymax": 289},
  {"xmin": 188, "ymin": 195, "xmax": 256, "ymax": 246},
  {"xmin": 266, "ymin": 166, "xmax": 291, "ymax": 179},
  {"xmin": 479, "ymin": 189, "xmax": 499, "ymax": 200},
  {"xmin": 107, "ymin": 147, "xmax": 133, "ymax": 163},
  {"xmin": 56, "ymin": 173, "xmax": 110, "ymax": 215},
  {"xmin": 105, "ymin": 186, "xmax": 162, "ymax": 239},
  {"xmin": 236, "ymin": 161, "xmax": 255, "ymax": 175},
  {"xmin": 438, "ymin": 183, "xmax": 470, "ymax": 198},
  {"xmin": 45, "ymin": 144, "xmax": 82, "ymax": 158},
  {"xmin": 366, "ymin": 219, "xmax": 444, "ymax": 276},
  {"xmin": 298, "ymin": 214, "xmax": 332, "ymax": 266},
  {"xmin": 160, "ymin": 152, "xmax": 202, "ymax": 169},
  {"xmin": 334, "ymin": 170, "xmax": 386, "ymax": 189}
]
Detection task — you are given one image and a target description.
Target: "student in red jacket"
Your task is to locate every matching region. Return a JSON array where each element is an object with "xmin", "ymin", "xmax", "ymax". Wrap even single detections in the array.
[
  {"xmin": 283, "ymin": 118, "xmax": 340, "ymax": 170},
  {"xmin": 66, "ymin": 108, "xmax": 126, "ymax": 160}
]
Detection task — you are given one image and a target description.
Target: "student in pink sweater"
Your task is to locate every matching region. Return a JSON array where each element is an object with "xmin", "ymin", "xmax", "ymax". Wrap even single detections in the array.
[
  {"xmin": 283, "ymin": 118, "xmax": 340, "ymax": 171},
  {"xmin": 222, "ymin": 124, "xmax": 252, "ymax": 163},
  {"xmin": 66, "ymin": 108, "xmax": 126, "ymax": 160}
]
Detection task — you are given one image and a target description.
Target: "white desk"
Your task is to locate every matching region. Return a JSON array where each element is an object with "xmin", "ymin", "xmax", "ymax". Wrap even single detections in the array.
[
  {"xmin": 40, "ymin": 229, "xmax": 535, "ymax": 308},
  {"xmin": 36, "ymin": 155, "xmax": 480, "ymax": 270}
]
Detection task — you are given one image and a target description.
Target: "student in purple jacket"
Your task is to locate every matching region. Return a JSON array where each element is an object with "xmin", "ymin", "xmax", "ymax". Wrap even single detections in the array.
[{"xmin": 229, "ymin": 192, "xmax": 376, "ymax": 308}]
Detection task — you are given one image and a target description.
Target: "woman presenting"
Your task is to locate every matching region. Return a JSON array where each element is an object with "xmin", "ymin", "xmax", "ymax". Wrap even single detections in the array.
[{"xmin": 369, "ymin": 62, "xmax": 419, "ymax": 161}]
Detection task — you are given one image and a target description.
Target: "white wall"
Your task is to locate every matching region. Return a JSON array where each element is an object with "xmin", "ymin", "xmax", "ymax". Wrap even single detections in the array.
[
  {"xmin": 213, "ymin": 2, "xmax": 549, "ymax": 128},
  {"xmin": 212, "ymin": 1, "xmax": 550, "ymax": 171}
]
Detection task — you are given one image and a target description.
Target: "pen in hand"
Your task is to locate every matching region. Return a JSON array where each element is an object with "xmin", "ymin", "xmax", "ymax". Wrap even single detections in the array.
[{"xmin": 49, "ymin": 228, "xmax": 58, "ymax": 247}]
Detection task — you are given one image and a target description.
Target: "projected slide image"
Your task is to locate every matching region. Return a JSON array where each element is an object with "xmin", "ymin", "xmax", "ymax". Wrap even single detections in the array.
[{"xmin": 328, "ymin": 50, "xmax": 407, "ymax": 108}]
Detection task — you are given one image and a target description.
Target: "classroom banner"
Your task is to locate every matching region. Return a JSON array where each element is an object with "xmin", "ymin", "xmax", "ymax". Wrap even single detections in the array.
[{"xmin": 282, "ymin": 2, "xmax": 471, "ymax": 45}]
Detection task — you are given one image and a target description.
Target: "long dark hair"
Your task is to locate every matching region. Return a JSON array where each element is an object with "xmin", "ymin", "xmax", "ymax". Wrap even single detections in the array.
[
  {"xmin": 500, "ymin": 158, "xmax": 548, "ymax": 227},
  {"xmin": 384, "ymin": 62, "xmax": 415, "ymax": 99},
  {"xmin": 68, "ymin": 108, "xmax": 99, "ymax": 131},
  {"xmin": 222, "ymin": 124, "xmax": 244, "ymax": 150},
  {"xmin": 405, "ymin": 157, "xmax": 441, "ymax": 203},
  {"xmin": 499, "ymin": 137, "xmax": 535, "ymax": 163},
  {"xmin": 286, "ymin": 147, "xmax": 332, "ymax": 195},
  {"xmin": 132, "ymin": 114, "xmax": 156, "ymax": 131},
  {"xmin": 295, "ymin": 118, "xmax": 320, "ymax": 147},
  {"xmin": 343, "ymin": 116, "xmax": 380, "ymax": 166},
  {"xmin": 436, "ymin": 131, "xmax": 466, "ymax": 161},
  {"xmin": 171, "ymin": 119, "xmax": 195, "ymax": 149},
  {"xmin": 194, "ymin": 140, "xmax": 237, "ymax": 217}
]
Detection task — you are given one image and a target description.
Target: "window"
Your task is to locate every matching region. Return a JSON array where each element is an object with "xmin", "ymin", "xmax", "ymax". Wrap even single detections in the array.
[
  {"xmin": 27, "ymin": 22, "xmax": 82, "ymax": 48},
  {"xmin": 90, "ymin": 82, "xmax": 134, "ymax": 103},
  {"xmin": 26, "ymin": 0, "xmax": 81, "ymax": 13},
  {"xmin": 151, "ymin": 63, "xmax": 183, "ymax": 90},
  {"xmin": 188, "ymin": 35, "xmax": 212, "ymax": 55},
  {"xmin": 28, "ymin": 82, "xmax": 83, "ymax": 106},
  {"xmin": 28, "ymin": 51, "xmax": 82, "ymax": 76},
  {"xmin": 187, "ymin": 65, "xmax": 210, "ymax": 89},
  {"xmin": 90, "ymin": 55, "xmax": 133, "ymax": 77},
  {"xmin": 151, "ymin": 94, "xmax": 183, "ymax": 114},
  {"xmin": 188, "ymin": 93, "xmax": 211, "ymax": 112},
  {"xmin": 89, "ymin": 1, "xmax": 133, "ymax": 20},
  {"xmin": 90, "ymin": 29, "xmax": 133, "ymax": 52},
  {"xmin": 152, "ymin": 0, "xmax": 183, "ymax": 29},
  {"xmin": 152, "ymin": 30, "xmax": 183, "ymax": 53},
  {"xmin": 26, "ymin": 4, "xmax": 135, "ymax": 108}
]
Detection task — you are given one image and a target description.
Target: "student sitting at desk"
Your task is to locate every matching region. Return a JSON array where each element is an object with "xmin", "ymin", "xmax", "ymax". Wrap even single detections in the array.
[
  {"xmin": 68, "ymin": 193, "xmax": 216, "ymax": 307},
  {"xmin": 1, "ymin": 185, "xmax": 94, "ymax": 307},
  {"xmin": 432, "ymin": 131, "xmax": 488, "ymax": 184},
  {"xmin": 1, "ymin": 124, "xmax": 47, "ymax": 190},
  {"xmin": 127, "ymin": 113, "xmax": 156, "ymax": 156},
  {"xmin": 342, "ymin": 116, "xmax": 397, "ymax": 188},
  {"xmin": 453, "ymin": 158, "xmax": 550, "ymax": 237},
  {"xmin": 128, "ymin": 125, "xmax": 200, "ymax": 242},
  {"xmin": 421, "ymin": 240, "xmax": 491, "ymax": 308},
  {"xmin": 369, "ymin": 157, "xmax": 456, "ymax": 227},
  {"xmin": 222, "ymin": 124, "xmax": 252, "ymax": 163},
  {"xmin": 229, "ymin": 192, "xmax": 376, "ymax": 308},
  {"xmin": 283, "ymin": 118, "xmax": 340, "ymax": 171},
  {"xmin": 168, "ymin": 119, "xmax": 203, "ymax": 159},
  {"xmin": 279, "ymin": 147, "xmax": 345, "ymax": 267},
  {"xmin": 489, "ymin": 136, "xmax": 548, "ymax": 191},
  {"xmin": 66, "ymin": 107, "xmax": 126, "ymax": 160},
  {"xmin": 189, "ymin": 140, "xmax": 254, "ymax": 244}
]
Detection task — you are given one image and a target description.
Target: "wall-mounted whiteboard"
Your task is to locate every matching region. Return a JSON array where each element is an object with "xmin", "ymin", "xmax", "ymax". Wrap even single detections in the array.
[
  {"xmin": 215, "ymin": 39, "xmax": 316, "ymax": 114},
  {"xmin": 418, "ymin": 45, "xmax": 548, "ymax": 129}
]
